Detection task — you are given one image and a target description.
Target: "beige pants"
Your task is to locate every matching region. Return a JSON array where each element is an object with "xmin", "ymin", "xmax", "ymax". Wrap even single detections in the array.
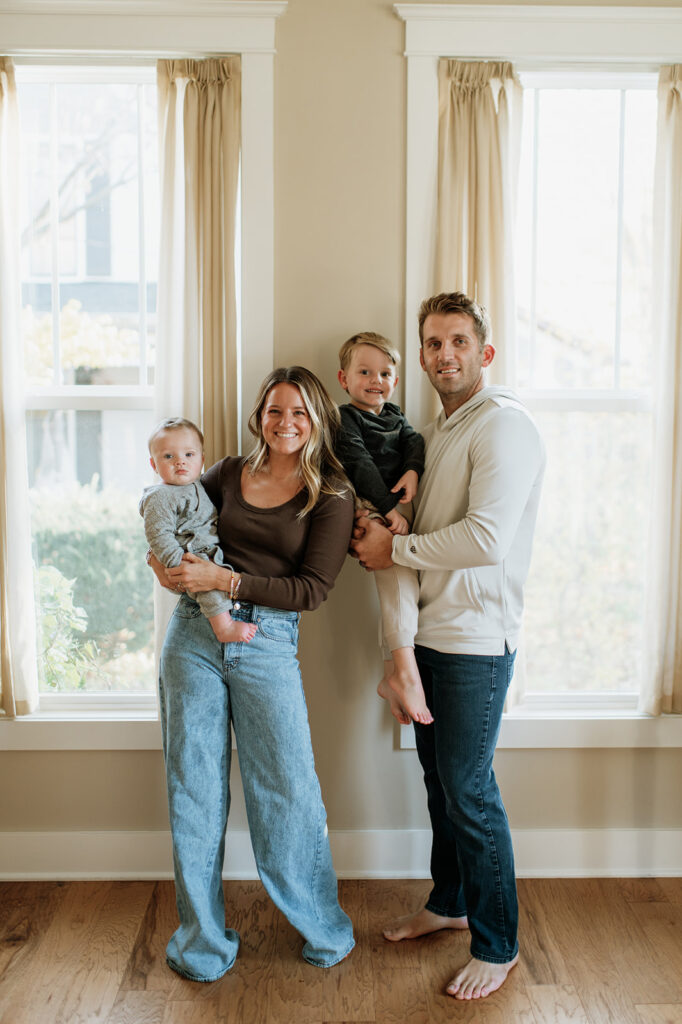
[{"xmin": 356, "ymin": 498, "xmax": 420, "ymax": 656}]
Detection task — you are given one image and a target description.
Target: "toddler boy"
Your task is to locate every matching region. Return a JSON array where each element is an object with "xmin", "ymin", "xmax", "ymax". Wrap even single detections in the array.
[
  {"xmin": 337, "ymin": 333, "xmax": 432, "ymax": 724},
  {"xmin": 141, "ymin": 417, "xmax": 256, "ymax": 644}
]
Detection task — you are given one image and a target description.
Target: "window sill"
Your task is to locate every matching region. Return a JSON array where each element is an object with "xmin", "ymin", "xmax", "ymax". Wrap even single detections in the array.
[
  {"xmin": 1, "ymin": 709, "xmax": 681, "ymax": 752},
  {"xmin": 0, "ymin": 712, "xmax": 162, "ymax": 751},
  {"xmin": 399, "ymin": 712, "xmax": 682, "ymax": 750}
]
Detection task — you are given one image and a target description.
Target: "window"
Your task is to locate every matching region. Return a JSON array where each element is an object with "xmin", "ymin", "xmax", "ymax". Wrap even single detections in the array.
[
  {"xmin": 18, "ymin": 66, "xmax": 159, "ymax": 696},
  {"xmin": 397, "ymin": 3, "xmax": 682, "ymax": 715},
  {"xmin": 516, "ymin": 73, "xmax": 657, "ymax": 699}
]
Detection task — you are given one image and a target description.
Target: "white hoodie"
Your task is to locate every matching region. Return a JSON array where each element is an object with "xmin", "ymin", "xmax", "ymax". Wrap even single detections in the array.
[{"xmin": 392, "ymin": 387, "xmax": 545, "ymax": 655}]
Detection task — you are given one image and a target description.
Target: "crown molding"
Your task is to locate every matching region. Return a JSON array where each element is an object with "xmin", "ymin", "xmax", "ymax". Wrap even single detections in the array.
[
  {"xmin": 0, "ymin": 1, "xmax": 287, "ymax": 15},
  {"xmin": 394, "ymin": 4, "xmax": 682, "ymax": 63},
  {"xmin": 0, "ymin": 0, "xmax": 287, "ymax": 57}
]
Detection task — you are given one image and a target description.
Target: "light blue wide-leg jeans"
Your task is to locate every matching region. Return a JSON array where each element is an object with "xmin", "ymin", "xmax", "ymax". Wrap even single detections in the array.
[{"xmin": 159, "ymin": 595, "xmax": 354, "ymax": 982}]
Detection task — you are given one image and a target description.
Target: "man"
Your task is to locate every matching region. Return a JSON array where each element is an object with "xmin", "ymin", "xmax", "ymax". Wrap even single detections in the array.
[{"xmin": 351, "ymin": 292, "xmax": 545, "ymax": 1000}]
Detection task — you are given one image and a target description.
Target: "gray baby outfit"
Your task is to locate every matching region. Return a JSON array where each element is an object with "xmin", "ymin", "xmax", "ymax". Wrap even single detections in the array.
[{"xmin": 140, "ymin": 480, "xmax": 232, "ymax": 619}]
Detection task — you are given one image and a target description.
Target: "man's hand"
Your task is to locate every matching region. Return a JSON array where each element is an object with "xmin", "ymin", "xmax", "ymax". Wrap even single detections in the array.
[
  {"xmin": 391, "ymin": 469, "xmax": 419, "ymax": 504},
  {"xmin": 350, "ymin": 512, "xmax": 395, "ymax": 570}
]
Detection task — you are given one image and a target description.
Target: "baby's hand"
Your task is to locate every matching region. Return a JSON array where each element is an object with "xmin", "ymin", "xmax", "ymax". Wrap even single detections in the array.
[
  {"xmin": 391, "ymin": 469, "xmax": 419, "ymax": 504},
  {"xmin": 384, "ymin": 507, "xmax": 409, "ymax": 535}
]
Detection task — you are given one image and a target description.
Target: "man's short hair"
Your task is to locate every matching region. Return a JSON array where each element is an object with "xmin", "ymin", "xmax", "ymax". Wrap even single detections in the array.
[
  {"xmin": 417, "ymin": 292, "xmax": 491, "ymax": 351},
  {"xmin": 338, "ymin": 331, "xmax": 401, "ymax": 372},
  {"xmin": 148, "ymin": 417, "xmax": 204, "ymax": 454}
]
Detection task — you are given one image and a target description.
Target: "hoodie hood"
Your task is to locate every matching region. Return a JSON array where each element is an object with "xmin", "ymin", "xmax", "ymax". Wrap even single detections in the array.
[{"xmin": 436, "ymin": 386, "xmax": 525, "ymax": 432}]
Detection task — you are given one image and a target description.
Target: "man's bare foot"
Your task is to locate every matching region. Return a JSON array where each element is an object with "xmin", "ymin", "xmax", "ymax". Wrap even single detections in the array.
[
  {"xmin": 383, "ymin": 907, "xmax": 468, "ymax": 942},
  {"xmin": 377, "ymin": 675, "xmax": 411, "ymax": 725},
  {"xmin": 446, "ymin": 953, "xmax": 519, "ymax": 1000},
  {"xmin": 387, "ymin": 648, "xmax": 433, "ymax": 724},
  {"xmin": 210, "ymin": 613, "xmax": 258, "ymax": 643}
]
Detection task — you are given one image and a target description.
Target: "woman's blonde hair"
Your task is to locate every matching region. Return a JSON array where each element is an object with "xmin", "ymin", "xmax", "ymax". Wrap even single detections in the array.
[{"xmin": 246, "ymin": 366, "xmax": 350, "ymax": 517}]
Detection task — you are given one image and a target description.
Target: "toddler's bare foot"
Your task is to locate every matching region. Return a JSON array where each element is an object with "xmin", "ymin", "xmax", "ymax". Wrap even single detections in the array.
[
  {"xmin": 446, "ymin": 953, "xmax": 519, "ymax": 1000},
  {"xmin": 377, "ymin": 673, "xmax": 411, "ymax": 725},
  {"xmin": 387, "ymin": 647, "xmax": 433, "ymax": 724},
  {"xmin": 210, "ymin": 613, "xmax": 257, "ymax": 644},
  {"xmin": 383, "ymin": 907, "xmax": 468, "ymax": 942}
]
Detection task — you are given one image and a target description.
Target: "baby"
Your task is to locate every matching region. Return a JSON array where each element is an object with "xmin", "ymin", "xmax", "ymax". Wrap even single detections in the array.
[
  {"xmin": 336, "ymin": 333, "xmax": 432, "ymax": 725},
  {"xmin": 140, "ymin": 417, "xmax": 256, "ymax": 644}
]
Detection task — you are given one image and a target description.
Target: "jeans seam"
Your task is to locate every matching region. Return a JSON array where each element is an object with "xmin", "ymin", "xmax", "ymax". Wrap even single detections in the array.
[{"xmin": 474, "ymin": 655, "xmax": 512, "ymax": 960}]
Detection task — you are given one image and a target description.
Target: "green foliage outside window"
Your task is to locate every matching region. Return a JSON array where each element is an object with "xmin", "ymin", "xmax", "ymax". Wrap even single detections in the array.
[{"xmin": 30, "ymin": 479, "xmax": 154, "ymax": 692}]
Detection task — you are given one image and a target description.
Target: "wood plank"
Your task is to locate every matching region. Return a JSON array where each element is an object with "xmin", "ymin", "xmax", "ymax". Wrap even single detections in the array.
[
  {"xmin": 535, "ymin": 879, "xmax": 642, "ymax": 1024},
  {"xmin": 212, "ymin": 881, "xmax": 280, "ymax": 1024},
  {"xmin": 584, "ymin": 879, "xmax": 681, "ymax": 1005},
  {"xmin": 261, "ymin": 910, "xmax": 328, "ymax": 1024},
  {"xmin": 364, "ymin": 879, "xmax": 433, "ymax": 970},
  {"xmin": 0, "ymin": 881, "xmax": 67, "ymax": 982},
  {"xmin": 627, "ymin": 901, "xmax": 682, "ymax": 981},
  {"xmin": 634, "ymin": 1007, "xmax": 682, "ymax": 1024},
  {"xmin": 372, "ymin": 967, "xmax": 431, "ymax": 1024},
  {"xmin": 517, "ymin": 877, "xmax": 572, "ymax": 987},
  {"xmin": 615, "ymin": 879, "xmax": 668, "ymax": 904},
  {"xmin": 113, "ymin": 881, "xmax": 179, "ymax": 996},
  {"xmin": 105, "ymin": 991, "xmax": 167, "ymax": 1024},
  {"xmin": 527, "ymin": 983, "xmax": 591, "ymax": 1023},
  {"xmin": 318, "ymin": 880, "xmax": 374, "ymax": 1022},
  {"xmin": 161, "ymin": 1002, "xmax": 223, "ymax": 1024},
  {"xmin": 657, "ymin": 879, "xmax": 682, "ymax": 905},
  {"xmin": 1, "ymin": 881, "xmax": 154, "ymax": 1024}
]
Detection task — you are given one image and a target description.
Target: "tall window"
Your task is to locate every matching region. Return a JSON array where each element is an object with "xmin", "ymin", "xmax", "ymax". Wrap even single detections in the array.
[
  {"xmin": 18, "ymin": 66, "xmax": 159, "ymax": 695},
  {"xmin": 516, "ymin": 73, "xmax": 657, "ymax": 700}
]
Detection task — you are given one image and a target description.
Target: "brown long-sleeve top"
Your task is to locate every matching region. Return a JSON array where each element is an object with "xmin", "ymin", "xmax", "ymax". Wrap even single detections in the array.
[{"xmin": 201, "ymin": 456, "xmax": 353, "ymax": 612}]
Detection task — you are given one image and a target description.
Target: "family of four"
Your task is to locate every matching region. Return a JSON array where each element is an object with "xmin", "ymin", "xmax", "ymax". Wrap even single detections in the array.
[{"xmin": 142, "ymin": 290, "xmax": 546, "ymax": 1001}]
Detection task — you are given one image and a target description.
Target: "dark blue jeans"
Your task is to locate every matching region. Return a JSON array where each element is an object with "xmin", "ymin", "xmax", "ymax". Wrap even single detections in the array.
[{"xmin": 413, "ymin": 644, "xmax": 518, "ymax": 965}]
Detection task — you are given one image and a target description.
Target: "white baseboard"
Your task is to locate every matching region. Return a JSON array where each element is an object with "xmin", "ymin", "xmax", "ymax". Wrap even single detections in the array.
[{"xmin": 0, "ymin": 828, "xmax": 680, "ymax": 881}]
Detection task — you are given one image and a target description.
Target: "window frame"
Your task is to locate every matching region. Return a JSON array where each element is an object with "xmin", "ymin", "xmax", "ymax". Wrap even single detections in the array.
[
  {"xmin": 395, "ymin": 2, "xmax": 682, "ymax": 740},
  {"xmin": 0, "ymin": 0, "xmax": 285, "ymax": 742}
]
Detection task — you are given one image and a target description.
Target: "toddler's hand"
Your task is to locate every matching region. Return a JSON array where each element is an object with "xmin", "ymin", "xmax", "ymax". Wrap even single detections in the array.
[
  {"xmin": 391, "ymin": 469, "xmax": 419, "ymax": 503},
  {"xmin": 384, "ymin": 507, "xmax": 409, "ymax": 535}
]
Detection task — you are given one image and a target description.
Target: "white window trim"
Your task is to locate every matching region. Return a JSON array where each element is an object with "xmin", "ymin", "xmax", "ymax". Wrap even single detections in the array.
[
  {"xmin": 0, "ymin": 0, "xmax": 285, "ymax": 741},
  {"xmin": 394, "ymin": 3, "xmax": 682, "ymax": 745}
]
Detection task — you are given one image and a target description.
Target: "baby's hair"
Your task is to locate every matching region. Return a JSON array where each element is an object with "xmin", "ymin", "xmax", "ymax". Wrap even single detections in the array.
[
  {"xmin": 338, "ymin": 331, "xmax": 401, "ymax": 372},
  {"xmin": 148, "ymin": 417, "xmax": 204, "ymax": 453}
]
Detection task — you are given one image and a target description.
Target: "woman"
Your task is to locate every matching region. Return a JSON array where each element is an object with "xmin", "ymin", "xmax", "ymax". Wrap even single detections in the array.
[{"xmin": 150, "ymin": 366, "xmax": 355, "ymax": 982}]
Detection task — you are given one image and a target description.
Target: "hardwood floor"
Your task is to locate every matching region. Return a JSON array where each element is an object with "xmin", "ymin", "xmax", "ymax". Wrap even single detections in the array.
[{"xmin": 0, "ymin": 878, "xmax": 680, "ymax": 1023}]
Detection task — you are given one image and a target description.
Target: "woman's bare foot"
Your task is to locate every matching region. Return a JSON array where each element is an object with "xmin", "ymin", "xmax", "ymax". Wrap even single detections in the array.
[
  {"xmin": 446, "ymin": 953, "xmax": 519, "ymax": 1000},
  {"xmin": 377, "ymin": 673, "xmax": 411, "ymax": 725},
  {"xmin": 210, "ymin": 613, "xmax": 258, "ymax": 643},
  {"xmin": 386, "ymin": 647, "xmax": 433, "ymax": 724},
  {"xmin": 383, "ymin": 907, "xmax": 468, "ymax": 942}
]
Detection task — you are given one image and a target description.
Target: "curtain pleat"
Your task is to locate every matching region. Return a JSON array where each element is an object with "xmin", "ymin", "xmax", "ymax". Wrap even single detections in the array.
[
  {"xmin": 156, "ymin": 57, "xmax": 241, "ymax": 470},
  {"xmin": 436, "ymin": 60, "xmax": 522, "ymax": 390},
  {"xmin": 0, "ymin": 57, "xmax": 39, "ymax": 716},
  {"xmin": 154, "ymin": 57, "xmax": 241, "ymax": 658},
  {"xmin": 640, "ymin": 65, "xmax": 682, "ymax": 715}
]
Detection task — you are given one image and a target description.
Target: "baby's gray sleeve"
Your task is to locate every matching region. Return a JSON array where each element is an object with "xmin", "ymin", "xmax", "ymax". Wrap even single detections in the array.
[{"xmin": 141, "ymin": 490, "xmax": 185, "ymax": 568}]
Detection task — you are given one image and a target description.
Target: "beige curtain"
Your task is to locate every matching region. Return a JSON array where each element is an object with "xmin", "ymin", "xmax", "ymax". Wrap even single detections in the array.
[
  {"xmin": 156, "ymin": 58, "xmax": 241, "ymax": 469},
  {"xmin": 640, "ymin": 66, "xmax": 682, "ymax": 715},
  {"xmin": 436, "ymin": 60, "xmax": 522, "ymax": 388},
  {"xmin": 0, "ymin": 58, "xmax": 39, "ymax": 716},
  {"xmin": 154, "ymin": 58, "xmax": 241, "ymax": 656}
]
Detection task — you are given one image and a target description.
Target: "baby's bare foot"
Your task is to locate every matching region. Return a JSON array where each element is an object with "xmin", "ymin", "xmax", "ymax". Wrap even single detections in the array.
[
  {"xmin": 446, "ymin": 953, "xmax": 519, "ymax": 1000},
  {"xmin": 211, "ymin": 617, "xmax": 257, "ymax": 643},
  {"xmin": 383, "ymin": 907, "xmax": 468, "ymax": 942},
  {"xmin": 387, "ymin": 648, "xmax": 433, "ymax": 724},
  {"xmin": 377, "ymin": 675, "xmax": 411, "ymax": 725}
]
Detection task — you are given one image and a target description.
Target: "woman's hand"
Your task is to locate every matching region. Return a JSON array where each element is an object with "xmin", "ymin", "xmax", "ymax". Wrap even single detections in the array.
[
  {"xmin": 166, "ymin": 552, "xmax": 222, "ymax": 594},
  {"xmin": 391, "ymin": 469, "xmax": 419, "ymax": 504},
  {"xmin": 147, "ymin": 551, "xmax": 178, "ymax": 592}
]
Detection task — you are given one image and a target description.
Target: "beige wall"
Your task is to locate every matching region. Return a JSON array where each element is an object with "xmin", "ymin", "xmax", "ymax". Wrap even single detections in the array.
[{"xmin": 2, "ymin": 0, "xmax": 681, "ymax": 844}]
